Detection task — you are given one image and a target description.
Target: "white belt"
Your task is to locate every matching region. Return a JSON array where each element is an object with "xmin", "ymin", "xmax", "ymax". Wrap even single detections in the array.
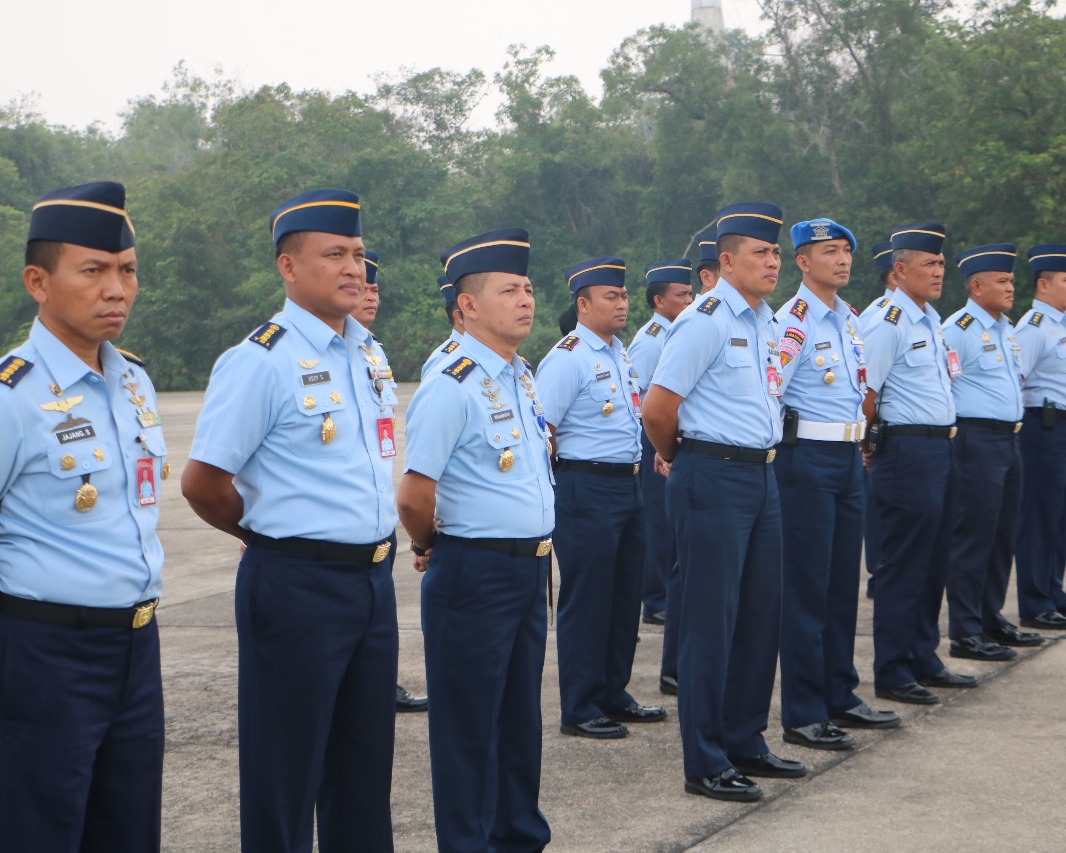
[{"xmin": 796, "ymin": 419, "xmax": 866, "ymax": 443}]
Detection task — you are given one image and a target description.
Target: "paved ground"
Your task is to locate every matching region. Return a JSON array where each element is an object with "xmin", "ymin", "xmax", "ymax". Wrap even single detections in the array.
[{"xmin": 156, "ymin": 389, "xmax": 1065, "ymax": 852}]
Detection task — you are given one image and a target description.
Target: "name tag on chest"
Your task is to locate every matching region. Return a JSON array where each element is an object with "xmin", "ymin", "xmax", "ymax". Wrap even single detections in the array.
[{"xmin": 301, "ymin": 371, "xmax": 332, "ymax": 386}]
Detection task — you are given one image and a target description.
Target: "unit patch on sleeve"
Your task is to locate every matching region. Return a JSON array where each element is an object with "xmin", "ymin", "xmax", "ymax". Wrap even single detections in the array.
[
  {"xmin": 443, "ymin": 357, "xmax": 477, "ymax": 382},
  {"xmin": 249, "ymin": 322, "xmax": 287, "ymax": 350}
]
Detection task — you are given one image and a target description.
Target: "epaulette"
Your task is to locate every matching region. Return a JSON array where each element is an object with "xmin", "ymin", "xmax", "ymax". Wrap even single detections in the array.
[
  {"xmin": 1029, "ymin": 312, "xmax": 1044, "ymax": 327},
  {"xmin": 697, "ymin": 297, "xmax": 721, "ymax": 316},
  {"xmin": 441, "ymin": 340, "xmax": 460, "ymax": 355},
  {"xmin": 557, "ymin": 335, "xmax": 579, "ymax": 351},
  {"xmin": 843, "ymin": 300, "xmax": 859, "ymax": 316},
  {"xmin": 249, "ymin": 322, "xmax": 287, "ymax": 350},
  {"xmin": 790, "ymin": 299, "xmax": 809, "ymax": 321},
  {"xmin": 878, "ymin": 297, "xmax": 891, "ymax": 308},
  {"xmin": 519, "ymin": 354, "xmax": 532, "ymax": 370},
  {"xmin": 646, "ymin": 322, "xmax": 662, "ymax": 337},
  {"xmin": 115, "ymin": 347, "xmax": 145, "ymax": 367},
  {"xmin": 885, "ymin": 306, "xmax": 902, "ymax": 325},
  {"xmin": 371, "ymin": 334, "xmax": 380, "ymax": 343},
  {"xmin": 442, "ymin": 356, "xmax": 476, "ymax": 382},
  {"xmin": 0, "ymin": 355, "xmax": 33, "ymax": 389},
  {"xmin": 955, "ymin": 313, "xmax": 975, "ymax": 330}
]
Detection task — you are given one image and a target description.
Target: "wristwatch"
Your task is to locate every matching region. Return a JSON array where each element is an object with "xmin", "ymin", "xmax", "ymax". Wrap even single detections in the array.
[{"xmin": 410, "ymin": 535, "xmax": 436, "ymax": 557}]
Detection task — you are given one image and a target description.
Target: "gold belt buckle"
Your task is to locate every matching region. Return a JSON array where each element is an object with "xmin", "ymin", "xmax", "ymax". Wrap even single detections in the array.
[
  {"xmin": 372, "ymin": 541, "xmax": 392, "ymax": 563},
  {"xmin": 1013, "ymin": 421, "xmax": 1023, "ymax": 434},
  {"xmin": 843, "ymin": 423, "xmax": 854, "ymax": 443},
  {"xmin": 765, "ymin": 448, "xmax": 777, "ymax": 463},
  {"xmin": 948, "ymin": 426, "xmax": 958, "ymax": 439},
  {"xmin": 535, "ymin": 538, "xmax": 553, "ymax": 557},
  {"xmin": 132, "ymin": 600, "xmax": 156, "ymax": 629},
  {"xmin": 632, "ymin": 463, "xmax": 640, "ymax": 476}
]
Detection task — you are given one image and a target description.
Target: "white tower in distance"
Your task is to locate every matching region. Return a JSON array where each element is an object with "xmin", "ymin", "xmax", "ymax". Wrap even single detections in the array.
[{"xmin": 691, "ymin": 0, "xmax": 725, "ymax": 36}]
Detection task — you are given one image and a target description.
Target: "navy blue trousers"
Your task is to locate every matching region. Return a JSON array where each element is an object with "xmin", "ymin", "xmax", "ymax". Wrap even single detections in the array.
[
  {"xmin": 863, "ymin": 468, "xmax": 881, "ymax": 591},
  {"xmin": 236, "ymin": 540, "xmax": 398, "ymax": 853},
  {"xmin": 1015, "ymin": 411, "xmax": 1066, "ymax": 617},
  {"xmin": 775, "ymin": 440, "xmax": 864, "ymax": 728},
  {"xmin": 554, "ymin": 468, "xmax": 644, "ymax": 725},
  {"xmin": 660, "ymin": 559, "xmax": 681, "ymax": 680},
  {"xmin": 947, "ymin": 424, "xmax": 1022, "ymax": 638},
  {"xmin": 422, "ymin": 536, "xmax": 550, "ymax": 853},
  {"xmin": 666, "ymin": 448, "xmax": 782, "ymax": 777},
  {"xmin": 0, "ymin": 612, "xmax": 164, "ymax": 852},
  {"xmin": 870, "ymin": 435, "xmax": 955, "ymax": 689},
  {"xmin": 639, "ymin": 431, "xmax": 674, "ymax": 616}
]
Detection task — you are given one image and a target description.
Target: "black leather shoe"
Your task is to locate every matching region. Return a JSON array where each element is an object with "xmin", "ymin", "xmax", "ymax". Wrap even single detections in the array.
[
  {"xmin": 949, "ymin": 635, "xmax": 1017, "ymax": 662},
  {"xmin": 396, "ymin": 684, "xmax": 428, "ymax": 712},
  {"xmin": 560, "ymin": 716, "xmax": 628, "ymax": 739},
  {"xmin": 732, "ymin": 751, "xmax": 807, "ymax": 777},
  {"xmin": 685, "ymin": 769, "xmax": 762, "ymax": 802},
  {"xmin": 875, "ymin": 682, "xmax": 939, "ymax": 705},
  {"xmin": 830, "ymin": 702, "xmax": 901, "ymax": 729},
  {"xmin": 606, "ymin": 701, "xmax": 667, "ymax": 723},
  {"xmin": 919, "ymin": 668, "xmax": 978, "ymax": 688},
  {"xmin": 659, "ymin": 674, "xmax": 678, "ymax": 696},
  {"xmin": 984, "ymin": 624, "xmax": 1044, "ymax": 647},
  {"xmin": 1020, "ymin": 611, "xmax": 1066, "ymax": 630},
  {"xmin": 782, "ymin": 721, "xmax": 853, "ymax": 751},
  {"xmin": 642, "ymin": 609, "xmax": 666, "ymax": 625}
]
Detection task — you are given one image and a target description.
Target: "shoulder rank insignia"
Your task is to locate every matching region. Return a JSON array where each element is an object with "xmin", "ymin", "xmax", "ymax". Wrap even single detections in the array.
[
  {"xmin": 443, "ymin": 356, "xmax": 476, "ymax": 382},
  {"xmin": 249, "ymin": 322, "xmax": 287, "ymax": 349},
  {"xmin": 697, "ymin": 297, "xmax": 721, "ymax": 316},
  {"xmin": 843, "ymin": 300, "xmax": 859, "ymax": 316},
  {"xmin": 519, "ymin": 354, "xmax": 532, "ymax": 370},
  {"xmin": 955, "ymin": 313, "xmax": 975, "ymax": 330},
  {"xmin": 557, "ymin": 335, "xmax": 580, "ymax": 351},
  {"xmin": 441, "ymin": 340, "xmax": 460, "ymax": 355},
  {"xmin": 115, "ymin": 347, "xmax": 146, "ymax": 367},
  {"xmin": 0, "ymin": 355, "xmax": 33, "ymax": 389},
  {"xmin": 646, "ymin": 322, "xmax": 662, "ymax": 337},
  {"xmin": 789, "ymin": 299, "xmax": 809, "ymax": 321},
  {"xmin": 885, "ymin": 306, "xmax": 902, "ymax": 325},
  {"xmin": 878, "ymin": 297, "xmax": 891, "ymax": 308},
  {"xmin": 1029, "ymin": 312, "xmax": 1044, "ymax": 327}
]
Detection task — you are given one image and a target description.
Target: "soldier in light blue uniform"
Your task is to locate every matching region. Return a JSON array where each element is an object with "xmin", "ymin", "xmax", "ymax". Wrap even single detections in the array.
[
  {"xmin": 644, "ymin": 202, "xmax": 806, "ymax": 803},
  {"xmin": 397, "ymin": 228, "xmax": 555, "ymax": 853},
  {"xmin": 0, "ymin": 182, "xmax": 166, "ymax": 850},
  {"xmin": 538, "ymin": 257, "xmax": 666, "ymax": 740},
  {"xmin": 775, "ymin": 218, "xmax": 900, "ymax": 752},
  {"xmin": 862, "ymin": 223, "xmax": 975, "ymax": 707},
  {"xmin": 941, "ymin": 244, "xmax": 1041, "ymax": 659},
  {"xmin": 421, "ymin": 275, "xmax": 465, "ymax": 379},
  {"xmin": 629, "ymin": 259, "xmax": 693, "ymax": 627},
  {"xmin": 1013, "ymin": 244, "xmax": 1066, "ymax": 630},
  {"xmin": 182, "ymin": 190, "xmax": 399, "ymax": 852},
  {"xmin": 696, "ymin": 232, "xmax": 720, "ymax": 294},
  {"xmin": 859, "ymin": 240, "xmax": 898, "ymax": 329}
]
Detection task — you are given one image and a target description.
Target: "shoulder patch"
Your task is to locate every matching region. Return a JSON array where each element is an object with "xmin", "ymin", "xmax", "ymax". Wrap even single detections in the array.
[
  {"xmin": 877, "ymin": 297, "xmax": 891, "ymax": 308},
  {"xmin": 885, "ymin": 306, "xmax": 902, "ymax": 325},
  {"xmin": 249, "ymin": 322, "xmax": 287, "ymax": 350},
  {"xmin": 783, "ymin": 326, "xmax": 806, "ymax": 346},
  {"xmin": 0, "ymin": 355, "xmax": 33, "ymax": 389},
  {"xmin": 843, "ymin": 300, "xmax": 859, "ymax": 316},
  {"xmin": 955, "ymin": 313, "xmax": 975, "ymax": 330},
  {"xmin": 646, "ymin": 322, "xmax": 662, "ymax": 337},
  {"xmin": 697, "ymin": 297, "xmax": 721, "ymax": 316},
  {"xmin": 441, "ymin": 340, "xmax": 460, "ymax": 354},
  {"xmin": 114, "ymin": 347, "xmax": 146, "ymax": 367},
  {"xmin": 442, "ymin": 356, "xmax": 477, "ymax": 382},
  {"xmin": 789, "ymin": 299, "xmax": 809, "ymax": 321},
  {"xmin": 557, "ymin": 335, "xmax": 580, "ymax": 351},
  {"xmin": 1029, "ymin": 312, "xmax": 1044, "ymax": 327},
  {"xmin": 519, "ymin": 354, "xmax": 532, "ymax": 370}
]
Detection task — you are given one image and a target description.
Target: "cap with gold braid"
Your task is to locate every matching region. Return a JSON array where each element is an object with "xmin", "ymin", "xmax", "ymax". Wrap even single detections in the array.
[
  {"xmin": 716, "ymin": 202, "xmax": 783, "ymax": 244},
  {"xmin": 438, "ymin": 274, "xmax": 456, "ymax": 306},
  {"xmin": 364, "ymin": 250, "xmax": 380, "ymax": 284},
  {"xmin": 697, "ymin": 232, "xmax": 718, "ymax": 266},
  {"xmin": 645, "ymin": 259, "xmax": 692, "ymax": 287},
  {"xmin": 28, "ymin": 181, "xmax": 135, "ymax": 252},
  {"xmin": 566, "ymin": 257, "xmax": 626, "ymax": 296},
  {"xmin": 955, "ymin": 243, "xmax": 1016, "ymax": 277},
  {"xmin": 890, "ymin": 222, "xmax": 946, "ymax": 256},
  {"xmin": 270, "ymin": 189, "xmax": 362, "ymax": 247},
  {"xmin": 1026, "ymin": 244, "xmax": 1066, "ymax": 274},
  {"xmin": 871, "ymin": 240, "xmax": 894, "ymax": 272},
  {"xmin": 440, "ymin": 227, "xmax": 530, "ymax": 284}
]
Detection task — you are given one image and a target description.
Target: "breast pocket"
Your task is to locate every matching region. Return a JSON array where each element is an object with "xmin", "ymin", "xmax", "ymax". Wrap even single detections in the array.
[
  {"xmin": 904, "ymin": 347, "xmax": 934, "ymax": 368},
  {"xmin": 978, "ymin": 351, "xmax": 1005, "ymax": 371},
  {"xmin": 39, "ymin": 443, "xmax": 121, "ymax": 525},
  {"xmin": 588, "ymin": 382, "xmax": 614, "ymax": 402},
  {"xmin": 721, "ymin": 347, "xmax": 757, "ymax": 396},
  {"xmin": 289, "ymin": 388, "xmax": 351, "ymax": 457},
  {"xmin": 805, "ymin": 349, "xmax": 845, "ymax": 393},
  {"xmin": 482, "ymin": 426, "xmax": 533, "ymax": 481}
]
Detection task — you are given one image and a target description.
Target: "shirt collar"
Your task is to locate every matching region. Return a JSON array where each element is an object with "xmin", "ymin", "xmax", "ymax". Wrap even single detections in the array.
[
  {"xmin": 574, "ymin": 322, "xmax": 618, "ymax": 352},
  {"xmin": 1032, "ymin": 299, "xmax": 1065, "ymax": 323},
  {"xmin": 651, "ymin": 312, "xmax": 672, "ymax": 330},
  {"xmin": 29, "ymin": 318, "xmax": 99, "ymax": 390},
  {"xmin": 280, "ymin": 298, "xmax": 352, "ymax": 353},
  {"xmin": 964, "ymin": 298, "xmax": 1005, "ymax": 329},
  {"xmin": 459, "ymin": 332, "xmax": 514, "ymax": 379},
  {"xmin": 892, "ymin": 287, "xmax": 941, "ymax": 324},
  {"xmin": 795, "ymin": 282, "xmax": 846, "ymax": 323},
  {"xmin": 716, "ymin": 278, "xmax": 775, "ymax": 323}
]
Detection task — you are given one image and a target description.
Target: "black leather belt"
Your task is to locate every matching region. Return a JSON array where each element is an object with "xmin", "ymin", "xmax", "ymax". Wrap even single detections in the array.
[
  {"xmin": 1025, "ymin": 407, "xmax": 1066, "ymax": 420},
  {"xmin": 248, "ymin": 532, "xmax": 392, "ymax": 563},
  {"xmin": 883, "ymin": 424, "xmax": 957, "ymax": 439},
  {"xmin": 441, "ymin": 533, "xmax": 553, "ymax": 557},
  {"xmin": 956, "ymin": 417, "xmax": 1023, "ymax": 434},
  {"xmin": 555, "ymin": 459, "xmax": 640, "ymax": 477},
  {"xmin": 680, "ymin": 438, "xmax": 776, "ymax": 463},
  {"xmin": 0, "ymin": 592, "xmax": 158, "ymax": 629}
]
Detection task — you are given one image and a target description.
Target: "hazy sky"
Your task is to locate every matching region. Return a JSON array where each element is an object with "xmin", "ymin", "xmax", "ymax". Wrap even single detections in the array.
[{"xmin": 2, "ymin": 1, "xmax": 764, "ymax": 132}]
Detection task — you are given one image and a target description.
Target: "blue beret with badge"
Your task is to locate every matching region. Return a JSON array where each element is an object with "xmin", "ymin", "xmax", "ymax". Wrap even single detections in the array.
[
  {"xmin": 566, "ymin": 257, "xmax": 626, "ymax": 296},
  {"xmin": 441, "ymin": 227, "xmax": 530, "ymax": 284},
  {"xmin": 1026, "ymin": 244, "xmax": 1066, "ymax": 274},
  {"xmin": 438, "ymin": 274, "xmax": 456, "ymax": 306},
  {"xmin": 645, "ymin": 259, "xmax": 692, "ymax": 286},
  {"xmin": 697, "ymin": 231, "xmax": 719, "ymax": 266},
  {"xmin": 28, "ymin": 181, "xmax": 135, "ymax": 252},
  {"xmin": 270, "ymin": 189, "xmax": 362, "ymax": 247},
  {"xmin": 790, "ymin": 218, "xmax": 856, "ymax": 253},
  {"xmin": 364, "ymin": 250, "xmax": 379, "ymax": 284},
  {"xmin": 890, "ymin": 222, "xmax": 946, "ymax": 255},
  {"xmin": 871, "ymin": 241, "xmax": 893, "ymax": 272},
  {"xmin": 716, "ymin": 202, "xmax": 783, "ymax": 245},
  {"xmin": 955, "ymin": 243, "xmax": 1016, "ymax": 277}
]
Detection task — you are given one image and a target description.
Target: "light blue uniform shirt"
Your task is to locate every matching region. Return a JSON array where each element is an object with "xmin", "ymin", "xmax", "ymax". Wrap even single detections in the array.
[
  {"xmin": 863, "ymin": 288, "xmax": 956, "ymax": 426},
  {"xmin": 404, "ymin": 333, "xmax": 555, "ymax": 538},
  {"xmin": 0, "ymin": 320, "xmax": 165, "ymax": 606},
  {"xmin": 627, "ymin": 312, "xmax": 671, "ymax": 396},
  {"xmin": 859, "ymin": 289, "xmax": 895, "ymax": 332},
  {"xmin": 536, "ymin": 322, "xmax": 642, "ymax": 464},
  {"xmin": 941, "ymin": 300, "xmax": 1023, "ymax": 421},
  {"xmin": 355, "ymin": 324, "xmax": 401, "ymax": 414},
  {"xmin": 421, "ymin": 329, "xmax": 464, "ymax": 380},
  {"xmin": 190, "ymin": 298, "xmax": 397, "ymax": 544},
  {"xmin": 651, "ymin": 278, "xmax": 784, "ymax": 449},
  {"xmin": 776, "ymin": 283, "xmax": 866, "ymax": 423},
  {"xmin": 1015, "ymin": 299, "xmax": 1066, "ymax": 409}
]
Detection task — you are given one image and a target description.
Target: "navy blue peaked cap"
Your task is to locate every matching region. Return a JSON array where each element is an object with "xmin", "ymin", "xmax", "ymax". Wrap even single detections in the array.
[
  {"xmin": 270, "ymin": 189, "xmax": 362, "ymax": 247},
  {"xmin": 28, "ymin": 181, "xmax": 135, "ymax": 252},
  {"xmin": 441, "ymin": 228, "xmax": 530, "ymax": 283}
]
